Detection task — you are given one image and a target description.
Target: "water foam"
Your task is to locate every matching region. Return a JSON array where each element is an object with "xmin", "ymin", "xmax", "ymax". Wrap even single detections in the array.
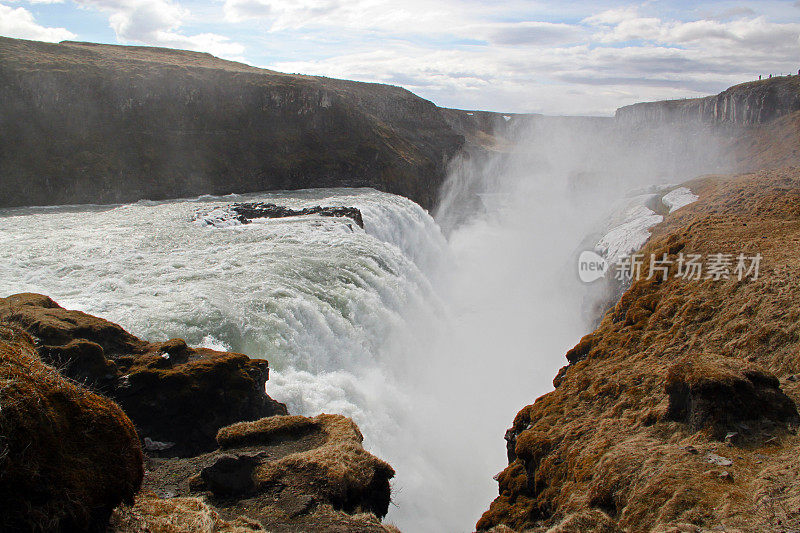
[{"xmin": 0, "ymin": 187, "xmax": 447, "ymax": 529}]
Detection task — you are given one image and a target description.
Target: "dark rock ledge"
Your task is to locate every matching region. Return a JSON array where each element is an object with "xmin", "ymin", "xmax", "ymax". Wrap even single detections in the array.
[
  {"xmin": 195, "ymin": 202, "xmax": 365, "ymax": 228},
  {"xmin": 0, "ymin": 293, "xmax": 396, "ymax": 532}
]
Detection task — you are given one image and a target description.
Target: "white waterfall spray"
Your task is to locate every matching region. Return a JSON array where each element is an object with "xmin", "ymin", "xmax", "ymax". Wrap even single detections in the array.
[{"xmin": 0, "ymin": 115, "xmax": 730, "ymax": 532}]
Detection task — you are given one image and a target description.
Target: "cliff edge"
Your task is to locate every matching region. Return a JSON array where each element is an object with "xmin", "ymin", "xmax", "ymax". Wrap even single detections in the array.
[
  {"xmin": 479, "ymin": 167, "xmax": 800, "ymax": 532},
  {"xmin": 616, "ymin": 76, "xmax": 800, "ymax": 127}
]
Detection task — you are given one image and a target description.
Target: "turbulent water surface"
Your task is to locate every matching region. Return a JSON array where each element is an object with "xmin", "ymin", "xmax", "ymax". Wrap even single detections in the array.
[
  {"xmin": 0, "ymin": 188, "xmax": 456, "ymax": 527},
  {"xmin": 0, "ymin": 185, "xmax": 593, "ymax": 530},
  {"xmin": 0, "ymin": 121, "xmax": 697, "ymax": 530}
]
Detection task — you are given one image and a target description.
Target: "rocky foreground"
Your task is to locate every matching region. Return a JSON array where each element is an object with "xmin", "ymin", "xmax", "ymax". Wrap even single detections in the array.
[
  {"xmin": 479, "ymin": 167, "xmax": 800, "ymax": 532},
  {"xmin": 0, "ymin": 294, "xmax": 395, "ymax": 532}
]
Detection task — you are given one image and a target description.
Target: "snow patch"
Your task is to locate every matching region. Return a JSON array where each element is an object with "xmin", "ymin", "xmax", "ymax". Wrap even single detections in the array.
[
  {"xmin": 596, "ymin": 204, "xmax": 663, "ymax": 265},
  {"xmin": 662, "ymin": 187, "xmax": 699, "ymax": 213},
  {"xmin": 191, "ymin": 207, "xmax": 244, "ymax": 227}
]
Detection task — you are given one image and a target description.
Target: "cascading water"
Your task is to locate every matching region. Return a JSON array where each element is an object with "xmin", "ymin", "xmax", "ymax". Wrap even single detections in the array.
[
  {"xmin": 0, "ymin": 117, "xmax": 728, "ymax": 532},
  {"xmin": 0, "ymin": 187, "xmax": 456, "ymax": 529}
]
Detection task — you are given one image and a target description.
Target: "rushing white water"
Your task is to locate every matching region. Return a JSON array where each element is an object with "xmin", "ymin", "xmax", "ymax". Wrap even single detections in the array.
[
  {"xmin": 0, "ymin": 187, "xmax": 460, "ymax": 529},
  {"xmin": 0, "ymin": 116, "xmax": 724, "ymax": 531},
  {"xmin": 0, "ymin": 188, "xmax": 446, "ymax": 433}
]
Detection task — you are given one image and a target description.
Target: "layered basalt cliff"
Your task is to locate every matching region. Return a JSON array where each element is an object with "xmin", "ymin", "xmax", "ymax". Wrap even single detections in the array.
[
  {"xmin": 479, "ymin": 167, "xmax": 800, "ymax": 532},
  {"xmin": 616, "ymin": 76, "xmax": 800, "ymax": 127},
  {"xmin": 0, "ymin": 37, "xmax": 466, "ymax": 210}
]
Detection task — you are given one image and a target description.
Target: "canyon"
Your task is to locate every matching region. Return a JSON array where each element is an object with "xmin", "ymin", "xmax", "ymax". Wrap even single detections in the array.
[{"xmin": 2, "ymin": 35, "xmax": 800, "ymax": 533}]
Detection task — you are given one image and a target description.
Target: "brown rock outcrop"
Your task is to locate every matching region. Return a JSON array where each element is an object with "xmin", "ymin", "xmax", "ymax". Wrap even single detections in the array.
[
  {"xmin": 0, "ymin": 323, "xmax": 143, "ymax": 531},
  {"xmin": 479, "ymin": 167, "xmax": 800, "ymax": 532},
  {"xmin": 0, "ymin": 295, "xmax": 396, "ymax": 532},
  {"xmin": 665, "ymin": 353, "xmax": 799, "ymax": 439},
  {"xmin": 0, "ymin": 293, "xmax": 287, "ymax": 456},
  {"xmin": 116, "ymin": 414, "xmax": 396, "ymax": 532}
]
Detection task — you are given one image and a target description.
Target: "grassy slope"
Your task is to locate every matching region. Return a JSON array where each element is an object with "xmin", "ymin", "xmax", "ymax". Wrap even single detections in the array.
[{"xmin": 479, "ymin": 167, "xmax": 800, "ymax": 532}]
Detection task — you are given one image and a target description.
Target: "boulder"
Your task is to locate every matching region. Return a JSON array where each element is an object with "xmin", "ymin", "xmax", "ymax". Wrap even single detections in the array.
[
  {"xmin": 665, "ymin": 353, "xmax": 799, "ymax": 438},
  {"xmin": 0, "ymin": 293, "xmax": 287, "ymax": 456},
  {"xmin": 0, "ymin": 323, "xmax": 143, "ymax": 531},
  {"xmin": 195, "ymin": 202, "xmax": 364, "ymax": 228},
  {"xmin": 140, "ymin": 414, "xmax": 396, "ymax": 532},
  {"xmin": 215, "ymin": 414, "xmax": 395, "ymax": 518}
]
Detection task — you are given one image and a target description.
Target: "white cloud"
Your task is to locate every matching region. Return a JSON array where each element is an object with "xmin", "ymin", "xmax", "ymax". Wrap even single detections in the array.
[
  {"xmin": 74, "ymin": 0, "xmax": 245, "ymax": 59},
  {"xmin": 265, "ymin": 6, "xmax": 800, "ymax": 116},
  {"xmin": 223, "ymin": 0, "xmax": 271, "ymax": 22},
  {"xmin": 0, "ymin": 3, "xmax": 75, "ymax": 41},
  {"xmin": 585, "ymin": 7, "xmax": 800, "ymax": 54},
  {"xmin": 481, "ymin": 21, "xmax": 585, "ymax": 46},
  {"xmin": 6, "ymin": 0, "xmax": 799, "ymax": 114},
  {"xmin": 223, "ymin": 0, "xmax": 465, "ymax": 35},
  {"xmin": 105, "ymin": 0, "xmax": 185, "ymax": 41}
]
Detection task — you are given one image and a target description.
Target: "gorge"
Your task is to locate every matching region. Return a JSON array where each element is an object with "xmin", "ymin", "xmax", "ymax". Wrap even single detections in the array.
[{"xmin": 2, "ymin": 35, "xmax": 800, "ymax": 533}]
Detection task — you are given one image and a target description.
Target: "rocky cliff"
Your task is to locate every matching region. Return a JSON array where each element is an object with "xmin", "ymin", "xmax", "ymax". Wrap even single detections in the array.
[
  {"xmin": 616, "ymin": 76, "xmax": 800, "ymax": 127},
  {"xmin": 0, "ymin": 293, "xmax": 288, "ymax": 457},
  {"xmin": 0, "ymin": 323, "xmax": 143, "ymax": 531},
  {"xmin": 0, "ymin": 37, "xmax": 469, "ymax": 210},
  {"xmin": 479, "ymin": 167, "xmax": 800, "ymax": 532},
  {"xmin": 0, "ymin": 293, "xmax": 396, "ymax": 532}
]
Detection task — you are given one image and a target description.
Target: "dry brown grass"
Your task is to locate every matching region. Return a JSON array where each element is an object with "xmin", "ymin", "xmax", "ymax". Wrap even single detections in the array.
[
  {"xmin": 479, "ymin": 168, "xmax": 800, "ymax": 532},
  {"xmin": 221, "ymin": 414, "xmax": 395, "ymax": 518},
  {"xmin": 217, "ymin": 415, "xmax": 320, "ymax": 449},
  {"xmin": 0, "ymin": 323, "xmax": 143, "ymax": 531},
  {"xmin": 111, "ymin": 493, "xmax": 265, "ymax": 532}
]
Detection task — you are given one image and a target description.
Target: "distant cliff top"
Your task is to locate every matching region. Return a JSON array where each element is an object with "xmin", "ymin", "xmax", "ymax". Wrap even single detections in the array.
[
  {"xmin": 616, "ymin": 75, "xmax": 800, "ymax": 127},
  {"xmin": 0, "ymin": 37, "xmax": 476, "ymax": 209}
]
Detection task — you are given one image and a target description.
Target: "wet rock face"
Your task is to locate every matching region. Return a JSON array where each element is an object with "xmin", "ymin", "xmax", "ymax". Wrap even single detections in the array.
[
  {"xmin": 0, "ymin": 37, "xmax": 464, "ymax": 211},
  {"xmin": 0, "ymin": 293, "xmax": 288, "ymax": 457},
  {"xmin": 665, "ymin": 353, "xmax": 800, "ymax": 439},
  {"xmin": 0, "ymin": 324, "xmax": 143, "ymax": 532}
]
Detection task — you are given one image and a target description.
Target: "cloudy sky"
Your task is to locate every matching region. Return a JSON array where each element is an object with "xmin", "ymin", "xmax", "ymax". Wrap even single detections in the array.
[{"xmin": 2, "ymin": 0, "xmax": 799, "ymax": 115}]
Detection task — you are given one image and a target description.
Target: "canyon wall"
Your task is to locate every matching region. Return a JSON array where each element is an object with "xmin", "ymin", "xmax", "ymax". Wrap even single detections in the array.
[
  {"xmin": 616, "ymin": 76, "xmax": 800, "ymax": 127},
  {"xmin": 0, "ymin": 37, "xmax": 470, "ymax": 210},
  {"xmin": 478, "ymin": 168, "xmax": 800, "ymax": 532}
]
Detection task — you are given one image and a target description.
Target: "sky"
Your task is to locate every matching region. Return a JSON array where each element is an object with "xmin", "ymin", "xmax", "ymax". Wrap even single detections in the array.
[{"xmin": 1, "ymin": 0, "xmax": 799, "ymax": 115}]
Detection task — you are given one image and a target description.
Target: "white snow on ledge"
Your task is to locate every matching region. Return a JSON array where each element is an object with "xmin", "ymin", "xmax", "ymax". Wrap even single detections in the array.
[
  {"xmin": 192, "ymin": 207, "xmax": 243, "ymax": 227},
  {"xmin": 596, "ymin": 205, "xmax": 664, "ymax": 265},
  {"xmin": 662, "ymin": 187, "xmax": 699, "ymax": 213}
]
